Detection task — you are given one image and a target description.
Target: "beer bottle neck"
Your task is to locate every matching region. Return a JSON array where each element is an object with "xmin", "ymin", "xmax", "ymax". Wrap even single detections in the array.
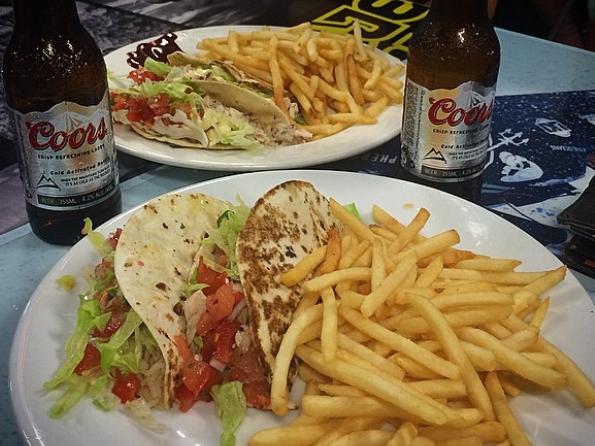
[
  {"xmin": 13, "ymin": 0, "xmax": 81, "ymax": 34},
  {"xmin": 428, "ymin": 0, "xmax": 489, "ymax": 23}
]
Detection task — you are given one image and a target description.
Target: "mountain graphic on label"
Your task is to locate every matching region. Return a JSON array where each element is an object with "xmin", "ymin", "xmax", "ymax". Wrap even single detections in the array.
[
  {"xmin": 36, "ymin": 174, "xmax": 60, "ymax": 190},
  {"xmin": 423, "ymin": 148, "xmax": 446, "ymax": 163}
]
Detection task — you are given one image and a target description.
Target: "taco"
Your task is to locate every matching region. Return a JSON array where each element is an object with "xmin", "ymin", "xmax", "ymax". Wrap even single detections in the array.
[
  {"xmin": 44, "ymin": 181, "xmax": 338, "ymax": 442},
  {"xmin": 110, "ymin": 55, "xmax": 310, "ymax": 149}
]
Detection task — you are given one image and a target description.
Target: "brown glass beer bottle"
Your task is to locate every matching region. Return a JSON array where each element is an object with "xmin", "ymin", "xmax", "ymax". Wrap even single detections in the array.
[
  {"xmin": 3, "ymin": 0, "xmax": 121, "ymax": 245},
  {"xmin": 399, "ymin": 0, "xmax": 500, "ymax": 202}
]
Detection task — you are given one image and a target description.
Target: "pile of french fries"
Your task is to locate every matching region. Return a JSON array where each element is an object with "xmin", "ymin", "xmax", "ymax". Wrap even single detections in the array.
[
  {"xmin": 196, "ymin": 22, "xmax": 404, "ymax": 138},
  {"xmin": 250, "ymin": 201, "xmax": 595, "ymax": 446}
]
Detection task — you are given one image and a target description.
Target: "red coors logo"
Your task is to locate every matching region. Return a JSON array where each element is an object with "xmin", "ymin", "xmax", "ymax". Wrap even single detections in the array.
[
  {"xmin": 428, "ymin": 97, "xmax": 494, "ymax": 127},
  {"xmin": 27, "ymin": 117, "xmax": 108, "ymax": 151}
]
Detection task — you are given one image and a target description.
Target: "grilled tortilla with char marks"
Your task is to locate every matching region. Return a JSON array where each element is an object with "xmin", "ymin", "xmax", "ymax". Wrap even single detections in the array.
[{"xmin": 236, "ymin": 180, "xmax": 341, "ymax": 378}]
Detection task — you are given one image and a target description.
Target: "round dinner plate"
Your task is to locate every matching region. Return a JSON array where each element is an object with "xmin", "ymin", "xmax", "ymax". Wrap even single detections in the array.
[
  {"xmin": 10, "ymin": 171, "xmax": 595, "ymax": 446},
  {"xmin": 104, "ymin": 26, "xmax": 404, "ymax": 171}
]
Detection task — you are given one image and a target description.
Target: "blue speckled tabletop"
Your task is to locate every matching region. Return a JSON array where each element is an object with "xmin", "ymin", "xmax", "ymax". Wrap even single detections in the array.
[{"xmin": 1, "ymin": 25, "xmax": 595, "ymax": 446}]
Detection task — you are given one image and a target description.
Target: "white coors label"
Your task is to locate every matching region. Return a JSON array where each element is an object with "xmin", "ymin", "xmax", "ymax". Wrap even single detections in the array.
[
  {"xmin": 12, "ymin": 90, "xmax": 119, "ymax": 210},
  {"xmin": 401, "ymin": 78, "xmax": 496, "ymax": 182}
]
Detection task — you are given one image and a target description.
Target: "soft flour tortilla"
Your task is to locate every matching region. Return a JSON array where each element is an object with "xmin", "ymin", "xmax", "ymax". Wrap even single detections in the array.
[
  {"xmin": 235, "ymin": 181, "xmax": 341, "ymax": 376},
  {"xmin": 114, "ymin": 193, "xmax": 229, "ymax": 407},
  {"xmin": 129, "ymin": 122, "xmax": 210, "ymax": 149},
  {"xmin": 168, "ymin": 51, "xmax": 289, "ymax": 125}
]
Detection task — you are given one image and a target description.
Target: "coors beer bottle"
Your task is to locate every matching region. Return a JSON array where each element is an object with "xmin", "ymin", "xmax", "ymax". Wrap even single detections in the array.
[
  {"xmin": 399, "ymin": 0, "xmax": 500, "ymax": 202},
  {"xmin": 3, "ymin": 0, "xmax": 121, "ymax": 244}
]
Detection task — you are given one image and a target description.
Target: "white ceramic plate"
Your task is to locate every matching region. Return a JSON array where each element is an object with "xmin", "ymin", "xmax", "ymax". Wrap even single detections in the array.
[
  {"xmin": 10, "ymin": 171, "xmax": 595, "ymax": 446},
  {"xmin": 104, "ymin": 26, "xmax": 403, "ymax": 171}
]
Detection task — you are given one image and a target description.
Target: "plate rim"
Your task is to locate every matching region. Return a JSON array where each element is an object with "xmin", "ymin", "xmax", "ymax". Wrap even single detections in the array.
[
  {"xmin": 104, "ymin": 25, "xmax": 403, "ymax": 171},
  {"xmin": 9, "ymin": 169, "xmax": 594, "ymax": 445}
]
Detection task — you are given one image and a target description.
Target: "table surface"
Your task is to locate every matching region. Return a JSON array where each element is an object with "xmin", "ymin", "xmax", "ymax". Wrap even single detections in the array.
[{"xmin": 1, "ymin": 24, "xmax": 595, "ymax": 446}]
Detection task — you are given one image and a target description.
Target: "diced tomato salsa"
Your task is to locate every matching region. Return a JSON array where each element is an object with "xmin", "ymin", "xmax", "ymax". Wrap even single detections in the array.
[
  {"xmin": 128, "ymin": 68, "xmax": 162, "ymax": 84},
  {"xmin": 173, "ymin": 256, "xmax": 270, "ymax": 412}
]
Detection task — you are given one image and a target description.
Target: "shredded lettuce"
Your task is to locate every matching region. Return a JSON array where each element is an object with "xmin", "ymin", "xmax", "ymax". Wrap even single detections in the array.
[
  {"xmin": 139, "ymin": 80, "xmax": 192, "ymax": 102},
  {"xmin": 211, "ymin": 381, "xmax": 246, "ymax": 446},
  {"xmin": 343, "ymin": 203, "xmax": 361, "ymax": 219},
  {"xmin": 206, "ymin": 203, "xmax": 250, "ymax": 280},
  {"xmin": 193, "ymin": 335, "xmax": 204, "ymax": 349},
  {"xmin": 89, "ymin": 374, "xmax": 119, "ymax": 411},
  {"xmin": 81, "ymin": 218, "xmax": 113, "ymax": 259},
  {"xmin": 98, "ymin": 312, "xmax": 143, "ymax": 373},
  {"xmin": 144, "ymin": 57, "xmax": 172, "ymax": 77},
  {"xmin": 206, "ymin": 64, "xmax": 235, "ymax": 82},
  {"xmin": 93, "ymin": 312, "xmax": 111, "ymax": 331},
  {"xmin": 126, "ymin": 399, "xmax": 168, "ymax": 433},
  {"xmin": 44, "ymin": 300, "xmax": 104, "ymax": 390},
  {"xmin": 202, "ymin": 109, "xmax": 259, "ymax": 149},
  {"xmin": 49, "ymin": 375, "xmax": 89, "ymax": 418},
  {"xmin": 181, "ymin": 281, "xmax": 208, "ymax": 297},
  {"xmin": 57, "ymin": 275, "xmax": 76, "ymax": 291}
]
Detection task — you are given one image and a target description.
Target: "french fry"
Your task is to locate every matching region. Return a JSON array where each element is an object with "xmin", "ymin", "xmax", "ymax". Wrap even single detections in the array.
[
  {"xmin": 501, "ymin": 329, "xmax": 538, "ymax": 351},
  {"xmin": 389, "ymin": 208, "xmax": 430, "ymax": 254},
  {"xmin": 519, "ymin": 266, "xmax": 566, "ymax": 296},
  {"xmin": 499, "ymin": 374, "xmax": 522, "ymax": 397},
  {"xmin": 440, "ymin": 282, "xmax": 495, "ymax": 295},
  {"xmin": 435, "ymin": 437, "xmax": 482, "ymax": 446},
  {"xmin": 313, "ymin": 418, "xmax": 382, "ymax": 446},
  {"xmin": 457, "ymin": 327, "xmax": 566, "ymax": 390},
  {"xmin": 360, "ymin": 253, "xmax": 417, "ymax": 317},
  {"xmin": 530, "ymin": 297, "xmax": 549, "ymax": 329},
  {"xmin": 534, "ymin": 339, "xmax": 595, "ymax": 407},
  {"xmin": 387, "ymin": 421, "xmax": 417, "ymax": 446},
  {"xmin": 411, "ymin": 438, "xmax": 435, "ymax": 446},
  {"xmin": 271, "ymin": 305, "xmax": 323, "ymax": 415},
  {"xmin": 395, "ymin": 356, "xmax": 442, "ymax": 380},
  {"xmin": 317, "ymin": 383, "xmax": 367, "ymax": 397},
  {"xmin": 456, "ymin": 258, "xmax": 521, "ymax": 272},
  {"xmin": 393, "ymin": 305, "xmax": 513, "ymax": 336},
  {"xmin": 365, "ymin": 96, "xmax": 390, "ymax": 118},
  {"xmin": 369, "ymin": 224, "xmax": 398, "ymax": 241},
  {"xmin": 364, "ymin": 56, "xmax": 382, "ymax": 89},
  {"xmin": 485, "ymin": 372, "xmax": 532, "ymax": 446},
  {"xmin": 290, "ymin": 82, "xmax": 312, "ymax": 113},
  {"xmin": 327, "ymin": 430, "xmax": 393, "ymax": 446},
  {"xmin": 298, "ymin": 363, "xmax": 329, "ymax": 384},
  {"xmin": 329, "ymin": 198, "xmax": 375, "ymax": 241},
  {"xmin": 296, "ymin": 345, "xmax": 451, "ymax": 425},
  {"xmin": 293, "ymin": 26, "xmax": 312, "ymax": 53},
  {"xmin": 321, "ymin": 288, "xmax": 338, "ymax": 361},
  {"xmin": 393, "ymin": 230, "xmax": 460, "ymax": 263},
  {"xmin": 371, "ymin": 237, "xmax": 386, "ymax": 292},
  {"xmin": 304, "ymin": 267, "xmax": 371, "ymax": 293},
  {"xmin": 289, "ymin": 415, "xmax": 329, "ymax": 426},
  {"xmin": 408, "ymin": 293, "xmax": 495, "ymax": 421},
  {"xmin": 438, "ymin": 269, "xmax": 547, "ymax": 285},
  {"xmin": 347, "ymin": 56, "xmax": 365, "ymax": 105},
  {"xmin": 353, "ymin": 246, "xmax": 373, "ymax": 267},
  {"xmin": 318, "ymin": 228, "xmax": 342, "ymax": 274},
  {"xmin": 281, "ymin": 245, "xmax": 327, "ymax": 286},
  {"xmin": 294, "ymin": 292, "xmax": 320, "ymax": 321},
  {"xmin": 249, "ymin": 421, "xmax": 340, "ymax": 446},
  {"xmin": 339, "ymin": 307, "xmax": 460, "ymax": 379},
  {"xmin": 419, "ymin": 421, "xmax": 506, "ymax": 443},
  {"xmin": 352, "ymin": 19, "xmax": 368, "ymax": 61},
  {"xmin": 415, "ymin": 257, "xmax": 444, "ymax": 288},
  {"xmin": 228, "ymin": 31, "xmax": 240, "ymax": 53},
  {"xmin": 482, "ymin": 322, "xmax": 513, "ymax": 339},
  {"xmin": 337, "ymin": 332, "xmax": 405, "ymax": 379}
]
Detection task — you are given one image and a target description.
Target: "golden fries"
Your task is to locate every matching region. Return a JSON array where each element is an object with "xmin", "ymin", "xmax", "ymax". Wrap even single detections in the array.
[
  {"xmin": 251, "ymin": 197, "xmax": 594, "ymax": 446},
  {"xmin": 485, "ymin": 372, "xmax": 532, "ymax": 446},
  {"xmin": 196, "ymin": 23, "xmax": 404, "ymax": 139},
  {"xmin": 271, "ymin": 305, "xmax": 323, "ymax": 415}
]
